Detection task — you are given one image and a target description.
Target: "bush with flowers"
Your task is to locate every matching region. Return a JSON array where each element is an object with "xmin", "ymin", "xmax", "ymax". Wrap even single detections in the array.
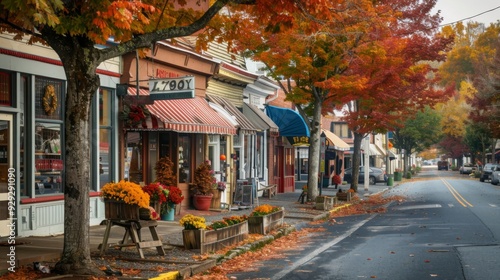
[
  {"xmin": 142, "ymin": 182, "xmax": 168, "ymax": 204},
  {"xmin": 179, "ymin": 214, "xmax": 207, "ymax": 230},
  {"xmin": 100, "ymin": 180, "xmax": 150, "ymax": 208},
  {"xmin": 332, "ymin": 174, "xmax": 342, "ymax": 186},
  {"xmin": 217, "ymin": 181, "xmax": 226, "ymax": 192},
  {"xmin": 161, "ymin": 186, "xmax": 184, "ymax": 214},
  {"xmin": 250, "ymin": 204, "xmax": 282, "ymax": 217}
]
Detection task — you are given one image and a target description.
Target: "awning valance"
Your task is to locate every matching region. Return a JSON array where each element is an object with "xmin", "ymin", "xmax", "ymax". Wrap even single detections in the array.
[
  {"xmin": 389, "ymin": 151, "xmax": 397, "ymax": 160},
  {"xmin": 207, "ymin": 94, "xmax": 259, "ymax": 135},
  {"xmin": 242, "ymin": 103, "xmax": 279, "ymax": 136},
  {"xmin": 322, "ymin": 129, "xmax": 350, "ymax": 151},
  {"xmin": 127, "ymin": 88, "xmax": 237, "ymax": 135},
  {"xmin": 265, "ymin": 105, "xmax": 310, "ymax": 137}
]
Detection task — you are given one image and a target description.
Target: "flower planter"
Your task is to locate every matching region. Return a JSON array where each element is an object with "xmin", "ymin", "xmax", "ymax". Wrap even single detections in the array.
[
  {"xmin": 248, "ymin": 209, "xmax": 284, "ymax": 235},
  {"xmin": 104, "ymin": 200, "xmax": 140, "ymax": 220},
  {"xmin": 182, "ymin": 229, "xmax": 202, "ymax": 250},
  {"xmin": 336, "ymin": 192, "xmax": 352, "ymax": 201},
  {"xmin": 193, "ymin": 193, "xmax": 213, "ymax": 211},
  {"xmin": 161, "ymin": 210, "xmax": 175, "ymax": 221},
  {"xmin": 182, "ymin": 221, "xmax": 249, "ymax": 254},
  {"xmin": 315, "ymin": 196, "xmax": 335, "ymax": 210}
]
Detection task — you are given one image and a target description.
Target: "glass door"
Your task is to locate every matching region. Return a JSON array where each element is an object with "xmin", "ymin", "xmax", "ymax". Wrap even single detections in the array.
[{"xmin": 0, "ymin": 114, "xmax": 13, "ymax": 237}]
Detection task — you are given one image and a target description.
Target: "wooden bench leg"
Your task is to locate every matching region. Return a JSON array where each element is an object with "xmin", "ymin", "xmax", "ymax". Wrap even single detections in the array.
[
  {"xmin": 149, "ymin": 225, "xmax": 165, "ymax": 256},
  {"xmin": 99, "ymin": 220, "xmax": 113, "ymax": 256},
  {"xmin": 129, "ymin": 222, "xmax": 145, "ymax": 259}
]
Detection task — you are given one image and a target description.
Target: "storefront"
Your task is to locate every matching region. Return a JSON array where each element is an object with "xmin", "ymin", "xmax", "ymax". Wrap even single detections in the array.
[
  {"xmin": 119, "ymin": 42, "xmax": 238, "ymax": 211},
  {"xmin": 0, "ymin": 36, "xmax": 120, "ymax": 237},
  {"xmin": 265, "ymin": 105, "xmax": 310, "ymax": 193}
]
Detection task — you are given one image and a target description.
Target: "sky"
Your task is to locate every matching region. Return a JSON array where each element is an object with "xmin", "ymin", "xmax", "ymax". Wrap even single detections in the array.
[{"xmin": 433, "ymin": 0, "xmax": 500, "ymax": 26}]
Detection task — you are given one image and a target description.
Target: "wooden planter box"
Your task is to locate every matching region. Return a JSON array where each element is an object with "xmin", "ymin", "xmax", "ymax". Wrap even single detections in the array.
[
  {"xmin": 104, "ymin": 200, "xmax": 140, "ymax": 220},
  {"xmin": 336, "ymin": 192, "xmax": 352, "ymax": 201},
  {"xmin": 315, "ymin": 196, "xmax": 336, "ymax": 210},
  {"xmin": 248, "ymin": 209, "xmax": 284, "ymax": 235},
  {"xmin": 183, "ymin": 221, "xmax": 249, "ymax": 254}
]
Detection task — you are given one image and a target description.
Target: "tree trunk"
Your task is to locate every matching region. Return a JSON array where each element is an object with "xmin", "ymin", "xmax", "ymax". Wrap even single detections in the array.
[
  {"xmin": 351, "ymin": 132, "xmax": 363, "ymax": 192},
  {"xmin": 53, "ymin": 46, "xmax": 103, "ymax": 275},
  {"xmin": 306, "ymin": 100, "xmax": 322, "ymax": 201}
]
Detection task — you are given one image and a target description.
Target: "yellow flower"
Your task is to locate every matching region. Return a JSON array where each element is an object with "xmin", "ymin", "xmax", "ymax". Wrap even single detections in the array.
[
  {"xmin": 100, "ymin": 180, "xmax": 150, "ymax": 208},
  {"xmin": 179, "ymin": 214, "xmax": 207, "ymax": 230}
]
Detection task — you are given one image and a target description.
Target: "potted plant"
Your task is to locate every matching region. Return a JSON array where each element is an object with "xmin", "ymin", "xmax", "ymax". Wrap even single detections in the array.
[
  {"xmin": 179, "ymin": 214, "xmax": 207, "ymax": 249},
  {"xmin": 100, "ymin": 180, "xmax": 150, "ymax": 220},
  {"xmin": 332, "ymin": 174, "xmax": 342, "ymax": 189},
  {"xmin": 142, "ymin": 182, "xmax": 168, "ymax": 214},
  {"xmin": 190, "ymin": 160, "xmax": 216, "ymax": 210},
  {"xmin": 155, "ymin": 156, "xmax": 177, "ymax": 186},
  {"xmin": 161, "ymin": 186, "xmax": 184, "ymax": 221}
]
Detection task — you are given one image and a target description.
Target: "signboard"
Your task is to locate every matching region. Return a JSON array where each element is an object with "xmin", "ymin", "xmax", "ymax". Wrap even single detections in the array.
[
  {"xmin": 149, "ymin": 76, "xmax": 195, "ymax": 100},
  {"xmin": 233, "ymin": 184, "xmax": 253, "ymax": 207}
]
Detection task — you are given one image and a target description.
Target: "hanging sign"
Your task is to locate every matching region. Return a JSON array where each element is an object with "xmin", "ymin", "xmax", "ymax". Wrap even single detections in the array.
[{"xmin": 149, "ymin": 76, "xmax": 195, "ymax": 100}]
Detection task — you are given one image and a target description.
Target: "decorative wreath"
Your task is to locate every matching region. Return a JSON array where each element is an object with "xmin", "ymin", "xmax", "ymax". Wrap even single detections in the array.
[{"xmin": 43, "ymin": 85, "xmax": 58, "ymax": 116}]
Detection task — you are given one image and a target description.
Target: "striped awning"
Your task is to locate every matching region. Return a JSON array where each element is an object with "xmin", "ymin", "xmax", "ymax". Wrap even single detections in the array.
[
  {"xmin": 242, "ymin": 103, "xmax": 279, "ymax": 136},
  {"xmin": 206, "ymin": 94, "xmax": 259, "ymax": 135},
  {"xmin": 127, "ymin": 88, "xmax": 237, "ymax": 135}
]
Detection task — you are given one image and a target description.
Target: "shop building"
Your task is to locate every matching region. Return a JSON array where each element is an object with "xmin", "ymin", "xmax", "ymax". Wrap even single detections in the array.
[{"xmin": 0, "ymin": 34, "xmax": 120, "ymax": 237}]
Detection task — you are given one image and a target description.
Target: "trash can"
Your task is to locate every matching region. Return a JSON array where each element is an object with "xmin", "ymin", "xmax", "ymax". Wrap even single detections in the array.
[
  {"xmin": 394, "ymin": 171, "xmax": 402, "ymax": 181},
  {"xmin": 387, "ymin": 174, "xmax": 394, "ymax": 187}
]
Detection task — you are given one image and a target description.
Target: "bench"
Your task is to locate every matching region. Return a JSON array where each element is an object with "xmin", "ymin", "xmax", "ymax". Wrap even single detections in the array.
[{"xmin": 259, "ymin": 184, "xmax": 277, "ymax": 199}]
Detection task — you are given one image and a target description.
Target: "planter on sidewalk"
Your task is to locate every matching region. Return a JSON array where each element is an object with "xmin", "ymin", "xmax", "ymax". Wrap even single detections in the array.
[
  {"xmin": 182, "ymin": 221, "xmax": 249, "ymax": 254},
  {"xmin": 394, "ymin": 171, "xmax": 402, "ymax": 181},
  {"xmin": 315, "ymin": 196, "xmax": 336, "ymax": 210},
  {"xmin": 248, "ymin": 208, "xmax": 284, "ymax": 235},
  {"xmin": 336, "ymin": 192, "xmax": 352, "ymax": 201}
]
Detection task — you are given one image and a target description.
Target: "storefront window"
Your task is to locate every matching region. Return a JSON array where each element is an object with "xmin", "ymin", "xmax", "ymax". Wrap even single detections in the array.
[
  {"xmin": 285, "ymin": 148, "xmax": 294, "ymax": 176},
  {"xmin": 34, "ymin": 122, "xmax": 63, "ymax": 195},
  {"xmin": 0, "ymin": 71, "xmax": 12, "ymax": 106},
  {"xmin": 98, "ymin": 88, "xmax": 113, "ymax": 189},
  {"xmin": 256, "ymin": 133, "xmax": 264, "ymax": 179},
  {"xmin": 125, "ymin": 132, "xmax": 143, "ymax": 183},
  {"xmin": 178, "ymin": 134, "xmax": 191, "ymax": 183}
]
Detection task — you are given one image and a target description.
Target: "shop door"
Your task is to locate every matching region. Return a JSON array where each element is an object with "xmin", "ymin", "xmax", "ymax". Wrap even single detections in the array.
[
  {"xmin": 0, "ymin": 114, "xmax": 13, "ymax": 237},
  {"xmin": 274, "ymin": 146, "xmax": 284, "ymax": 192}
]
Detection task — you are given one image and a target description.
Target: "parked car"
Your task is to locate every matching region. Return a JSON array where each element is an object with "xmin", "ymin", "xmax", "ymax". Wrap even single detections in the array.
[
  {"xmin": 480, "ymin": 163, "xmax": 500, "ymax": 182},
  {"xmin": 491, "ymin": 168, "xmax": 500, "ymax": 185},
  {"xmin": 343, "ymin": 167, "xmax": 387, "ymax": 185},
  {"xmin": 438, "ymin": 160, "xmax": 449, "ymax": 170},
  {"xmin": 459, "ymin": 163, "xmax": 476, "ymax": 174}
]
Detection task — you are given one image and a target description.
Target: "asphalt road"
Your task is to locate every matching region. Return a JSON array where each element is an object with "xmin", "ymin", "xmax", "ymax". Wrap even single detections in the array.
[{"xmin": 229, "ymin": 166, "xmax": 500, "ymax": 280}]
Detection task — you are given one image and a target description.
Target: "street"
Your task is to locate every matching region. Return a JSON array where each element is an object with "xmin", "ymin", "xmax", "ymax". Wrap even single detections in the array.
[{"xmin": 228, "ymin": 167, "xmax": 500, "ymax": 280}]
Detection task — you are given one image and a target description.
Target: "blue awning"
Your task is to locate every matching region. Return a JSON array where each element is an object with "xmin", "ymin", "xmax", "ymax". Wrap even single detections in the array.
[{"xmin": 265, "ymin": 105, "xmax": 310, "ymax": 137}]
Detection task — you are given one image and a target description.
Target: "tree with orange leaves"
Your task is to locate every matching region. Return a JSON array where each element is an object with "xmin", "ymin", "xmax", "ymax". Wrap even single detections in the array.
[
  {"xmin": 231, "ymin": 0, "xmax": 453, "ymax": 194},
  {"xmin": 0, "ymin": 0, "xmax": 312, "ymax": 275}
]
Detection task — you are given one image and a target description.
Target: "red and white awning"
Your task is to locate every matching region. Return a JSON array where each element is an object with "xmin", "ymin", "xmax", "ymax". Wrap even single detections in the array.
[{"xmin": 127, "ymin": 88, "xmax": 237, "ymax": 135}]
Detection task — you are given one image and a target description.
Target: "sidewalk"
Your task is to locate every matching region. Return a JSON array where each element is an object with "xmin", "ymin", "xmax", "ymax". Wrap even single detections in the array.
[{"xmin": 0, "ymin": 182, "xmax": 391, "ymax": 277}]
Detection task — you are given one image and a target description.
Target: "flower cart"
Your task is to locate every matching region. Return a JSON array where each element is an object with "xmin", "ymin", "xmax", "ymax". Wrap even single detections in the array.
[{"xmin": 99, "ymin": 180, "xmax": 165, "ymax": 258}]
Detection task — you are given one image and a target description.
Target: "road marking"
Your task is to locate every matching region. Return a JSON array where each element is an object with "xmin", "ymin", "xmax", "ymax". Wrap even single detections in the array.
[
  {"xmin": 489, "ymin": 204, "xmax": 497, "ymax": 208},
  {"xmin": 441, "ymin": 179, "xmax": 473, "ymax": 208},
  {"xmin": 448, "ymin": 204, "xmax": 454, "ymax": 208},
  {"xmin": 271, "ymin": 214, "xmax": 377, "ymax": 280}
]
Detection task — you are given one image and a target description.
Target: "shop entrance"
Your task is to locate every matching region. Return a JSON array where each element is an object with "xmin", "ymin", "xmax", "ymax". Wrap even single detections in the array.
[{"xmin": 0, "ymin": 114, "xmax": 13, "ymax": 237}]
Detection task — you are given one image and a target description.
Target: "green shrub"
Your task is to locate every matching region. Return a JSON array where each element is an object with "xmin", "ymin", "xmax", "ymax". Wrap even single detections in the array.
[{"xmin": 405, "ymin": 171, "xmax": 412, "ymax": 179}]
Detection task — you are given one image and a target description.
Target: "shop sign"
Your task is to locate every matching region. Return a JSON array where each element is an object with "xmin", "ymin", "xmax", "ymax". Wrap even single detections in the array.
[{"xmin": 149, "ymin": 76, "xmax": 195, "ymax": 100}]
